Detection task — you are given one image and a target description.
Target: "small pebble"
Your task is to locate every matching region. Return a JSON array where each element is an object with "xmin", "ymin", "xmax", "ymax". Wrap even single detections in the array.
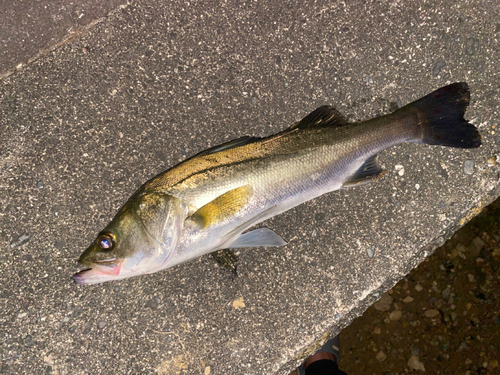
[
  {"xmin": 374, "ymin": 294, "xmax": 393, "ymax": 311},
  {"xmin": 98, "ymin": 321, "xmax": 107, "ymax": 329},
  {"xmin": 403, "ymin": 296, "xmax": 414, "ymax": 303},
  {"xmin": 432, "ymin": 61, "xmax": 445, "ymax": 76},
  {"xmin": 10, "ymin": 234, "xmax": 30, "ymax": 248},
  {"xmin": 232, "ymin": 297, "xmax": 245, "ymax": 309},
  {"xmin": 414, "ymin": 284, "xmax": 423, "ymax": 292},
  {"xmin": 467, "ymin": 273, "xmax": 475, "ymax": 282},
  {"xmin": 442, "ymin": 287, "xmax": 451, "ymax": 299},
  {"xmin": 407, "ymin": 355, "xmax": 425, "ymax": 371},
  {"xmin": 424, "ymin": 309, "xmax": 440, "ymax": 318},
  {"xmin": 466, "ymin": 37, "xmax": 479, "ymax": 55},
  {"xmin": 471, "ymin": 236, "xmax": 486, "ymax": 251},
  {"xmin": 389, "ymin": 310, "xmax": 402, "ymax": 321},
  {"xmin": 487, "ymin": 156, "xmax": 497, "ymax": 166},
  {"xmin": 376, "ymin": 350, "xmax": 387, "ymax": 362},
  {"xmin": 372, "ymin": 327, "xmax": 381, "ymax": 334},
  {"xmin": 395, "ymin": 164, "xmax": 405, "ymax": 176},
  {"xmin": 463, "ymin": 160, "xmax": 475, "ymax": 175},
  {"xmin": 37, "ymin": 181, "xmax": 44, "ymax": 188}
]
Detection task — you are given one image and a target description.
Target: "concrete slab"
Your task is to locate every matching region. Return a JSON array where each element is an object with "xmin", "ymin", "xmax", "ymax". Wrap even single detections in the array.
[
  {"xmin": 1, "ymin": 0, "xmax": 499, "ymax": 374},
  {"xmin": 0, "ymin": 0, "xmax": 129, "ymax": 79}
]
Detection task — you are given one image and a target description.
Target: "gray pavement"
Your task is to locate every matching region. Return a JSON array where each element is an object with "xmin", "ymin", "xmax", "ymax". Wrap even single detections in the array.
[
  {"xmin": 0, "ymin": 0, "xmax": 129, "ymax": 79},
  {"xmin": 1, "ymin": 1, "xmax": 499, "ymax": 374}
]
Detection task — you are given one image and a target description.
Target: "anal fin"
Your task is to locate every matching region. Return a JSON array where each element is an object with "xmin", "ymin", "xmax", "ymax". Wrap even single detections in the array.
[
  {"xmin": 342, "ymin": 155, "xmax": 386, "ymax": 188},
  {"xmin": 210, "ymin": 228, "xmax": 287, "ymax": 274}
]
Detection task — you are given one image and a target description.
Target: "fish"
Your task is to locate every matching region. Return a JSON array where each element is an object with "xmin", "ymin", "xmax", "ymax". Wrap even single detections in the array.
[{"xmin": 73, "ymin": 82, "xmax": 481, "ymax": 284}]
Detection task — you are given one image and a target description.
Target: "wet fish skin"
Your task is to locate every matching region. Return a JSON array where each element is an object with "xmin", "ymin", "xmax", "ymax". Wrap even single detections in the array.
[{"xmin": 73, "ymin": 82, "xmax": 480, "ymax": 284}]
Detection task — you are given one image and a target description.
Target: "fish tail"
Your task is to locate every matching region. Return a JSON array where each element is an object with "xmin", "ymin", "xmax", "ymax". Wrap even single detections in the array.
[{"xmin": 402, "ymin": 82, "xmax": 481, "ymax": 148}]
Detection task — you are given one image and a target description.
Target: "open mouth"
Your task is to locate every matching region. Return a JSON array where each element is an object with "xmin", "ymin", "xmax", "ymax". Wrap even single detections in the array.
[
  {"xmin": 93, "ymin": 258, "xmax": 117, "ymax": 264},
  {"xmin": 72, "ymin": 260, "xmax": 122, "ymax": 285}
]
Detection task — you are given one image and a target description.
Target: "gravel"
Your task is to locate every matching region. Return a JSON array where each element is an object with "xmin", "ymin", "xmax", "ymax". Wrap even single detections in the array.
[
  {"xmin": 432, "ymin": 61, "xmax": 446, "ymax": 76},
  {"xmin": 335, "ymin": 197, "xmax": 500, "ymax": 375}
]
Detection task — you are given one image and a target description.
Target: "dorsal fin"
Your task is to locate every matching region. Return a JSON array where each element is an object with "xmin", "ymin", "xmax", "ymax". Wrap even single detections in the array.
[
  {"xmin": 290, "ymin": 105, "xmax": 349, "ymax": 130},
  {"xmin": 195, "ymin": 136, "xmax": 261, "ymax": 157}
]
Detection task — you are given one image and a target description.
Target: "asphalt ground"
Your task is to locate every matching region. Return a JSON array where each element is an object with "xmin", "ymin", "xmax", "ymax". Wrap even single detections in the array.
[
  {"xmin": 0, "ymin": 0, "xmax": 128, "ymax": 79},
  {"xmin": 1, "ymin": 1, "xmax": 499, "ymax": 374}
]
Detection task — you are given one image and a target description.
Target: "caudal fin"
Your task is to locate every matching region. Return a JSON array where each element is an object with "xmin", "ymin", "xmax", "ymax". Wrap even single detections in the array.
[{"xmin": 401, "ymin": 82, "xmax": 481, "ymax": 148}]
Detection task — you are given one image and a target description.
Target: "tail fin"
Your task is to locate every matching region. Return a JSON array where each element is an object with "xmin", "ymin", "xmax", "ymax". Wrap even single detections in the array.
[{"xmin": 401, "ymin": 82, "xmax": 481, "ymax": 148}]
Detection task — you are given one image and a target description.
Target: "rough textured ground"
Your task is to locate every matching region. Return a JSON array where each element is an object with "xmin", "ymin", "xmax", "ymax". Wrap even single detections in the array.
[
  {"xmin": 0, "ymin": 0, "xmax": 128, "ymax": 79},
  {"xmin": 1, "ymin": 1, "xmax": 499, "ymax": 374},
  {"xmin": 291, "ymin": 197, "xmax": 500, "ymax": 375}
]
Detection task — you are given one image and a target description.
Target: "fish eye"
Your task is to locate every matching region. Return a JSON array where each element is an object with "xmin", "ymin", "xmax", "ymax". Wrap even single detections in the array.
[{"xmin": 97, "ymin": 233, "xmax": 115, "ymax": 251}]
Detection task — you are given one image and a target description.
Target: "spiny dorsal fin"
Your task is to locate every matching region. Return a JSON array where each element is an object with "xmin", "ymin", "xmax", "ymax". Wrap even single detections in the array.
[
  {"xmin": 189, "ymin": 185, "xmax": 254, "ymax": 228},
  {"xmin": 342, "ymin": 155, "xmax": 387, "ymax": 188},
  {"xmin": 195, "ymin": 136, "xmax": 261, "ymax": 157},
  {"xmin": 290, "ymin": 105, "xmax": 349, "ymax": 130}
]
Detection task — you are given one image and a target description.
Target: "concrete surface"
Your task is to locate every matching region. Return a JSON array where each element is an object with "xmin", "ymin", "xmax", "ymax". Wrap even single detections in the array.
[
  {"xmin": 1, "ymin": 0, "xmax": 499, "ymax": 374},
  {"xmin": 0, "ymin": 0, "xmax": 129, "ymax": 79}
]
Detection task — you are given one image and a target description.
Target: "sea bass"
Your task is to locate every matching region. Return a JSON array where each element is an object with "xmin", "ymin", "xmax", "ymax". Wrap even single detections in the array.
[{"xmin": 73, "ymin": 83, "xmax": 480, "ymax": 284}]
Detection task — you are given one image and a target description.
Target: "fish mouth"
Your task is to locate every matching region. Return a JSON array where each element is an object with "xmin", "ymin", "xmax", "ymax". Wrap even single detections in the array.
[{"xmin": 72, "ymin": 259, "xmax": 122, "ymax": 285}]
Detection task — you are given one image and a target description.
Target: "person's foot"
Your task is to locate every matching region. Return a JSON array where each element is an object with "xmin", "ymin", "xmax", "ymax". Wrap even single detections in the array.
[{"xmin": 297, "ymin": 336, "xmax": 340, "ymax": 375}]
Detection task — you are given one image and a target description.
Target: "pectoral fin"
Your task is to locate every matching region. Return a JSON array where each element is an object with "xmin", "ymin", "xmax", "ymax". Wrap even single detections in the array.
[
  {"xmin": 190, "ymin": 185, "xmax": 253, "ymax": 228},
  {"xmin": 227, "ymin": 228, "xmax": 287, "ymax": 248},
  {"xmin": 342, "ymin": 155, "xmax": 386, "ymax": 188}
]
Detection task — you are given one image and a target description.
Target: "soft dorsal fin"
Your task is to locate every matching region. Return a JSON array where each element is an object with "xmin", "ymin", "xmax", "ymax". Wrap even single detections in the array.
[
  {"xmin": 195, "ymin": 136, "xmax": 261, "ymax": 157},
  {"xmin": 342, "ymin": 155, "xmax": 387, "ymax": 188},
  {"xmin": 290, "ymin": 105, "xmax": 349, "ymax": 130}
]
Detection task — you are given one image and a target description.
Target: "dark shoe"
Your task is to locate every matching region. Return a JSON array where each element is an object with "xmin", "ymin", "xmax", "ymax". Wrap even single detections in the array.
[{"xmin": 297, "ymin": 335, "xmax": 340, "ymax": 375}]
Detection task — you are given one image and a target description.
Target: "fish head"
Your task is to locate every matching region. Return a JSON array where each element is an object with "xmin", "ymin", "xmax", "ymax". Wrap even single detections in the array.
[{"xmin": 73, "ymin": 192, "xmax": 185, "ymax": 284}]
